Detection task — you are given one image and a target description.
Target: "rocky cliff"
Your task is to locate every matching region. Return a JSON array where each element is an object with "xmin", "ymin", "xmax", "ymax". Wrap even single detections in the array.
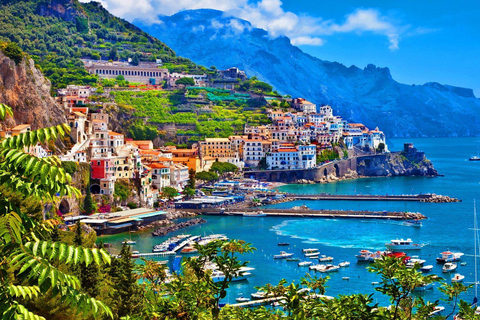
[
  {"xmin": 0, "ymin": 52, "xmax": 66, "ymax": 130},
  {"xmin": 356, "ymin": 152, "xmax": 438, "ymax": 177}
]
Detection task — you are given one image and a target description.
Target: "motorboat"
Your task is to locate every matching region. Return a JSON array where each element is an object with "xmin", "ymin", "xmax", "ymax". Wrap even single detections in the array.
[
  {"xmin": 429, "ymin": 306, "xmax": 445, "ymax": 317},
  {"xmin": 442, "ymin": 262, "xmax": 457, "ymax": 273},
  {"xmin": 436, "ymin": 251, "xmax": 464, "ymax": 263},
  {"xmin": 356, "ymin": 250, "xmax": 373, "ymax": 262},
  {"xmin": 243, "ymin": 211, "xmax": 267, "ymax": 217},
  {"xmin": 132, "ymin": 250, "xmax": 140, "ymax": 254},
  {"xmin": 278, "ymin": 242, "xmax": 289, "ymax": 246},
  {"xmin": 342, "ymin": 277, "xmax": 350, "ymax": 280},
  {"xmin": 403, "ymin": 219, "xmax": 423, "ymax": 227},
  {"xmin": 319, "ymin": 264, "xmax": 340, "ymax": 273},
  {"xmin": 406, "ymin": 258, "xmax": 426, "ymax": 268},
  {"xmin": 298, "ymin": 261, "xmax": 312, "ymax": 267},
  {"xmin": 461, "ymin": 262, "xmax": 467, "ymax": 266},
  {"xmin": 451, "ymin": 273, "xmax": 465, "ymax": 283},
  {"xmin": 319, "ymin": 256, "xmax": 334, "ymax": 262},
  {"xmin": 286, "ymin": 258, "xmax": 300, "ymax": 262},
  {"xmin": 122, "ymin": 240, "xmax": 136, "ymax": 245},
  {"xmin": 251, "ymin": 291, "xmax": 273, "ymax": 300},
  {"xmin": 302, "ymin": 248, "xmax": 319, "ymax": 253},
  {"xmin": 414, "ymin": 282, "xmax": 434, "ymax": 292},
  {"xmin": 385, "ymin": 239, "xmax": 423, "ymax": 251},
  {"xmin": 338, "ymin": 261, "xmax": 350, "ymax": 267},
  {"xmin": 211, "ymin": 270, "xmax": 252, "ymax": 283},
  {"xmin": 309, "ymin": 264, "xmax": 324, "ymax": 271},
  {"xmin": 469, "ymin": 156, "xmax": 480, "ymax": 161},
  {"xmin": 274, "ymin": 251, "xmax": 294, "ymax": 259},
  {"xmin": 420, "ymin": 265, "xmax": 433, "ymax": 272},
  {"xmin": 305, "ymin": 252, "xmax": 320, "ymax": 257},
  {"xmin": 236, "ymin": 295, "xmax": 250, "ymax": 303}
]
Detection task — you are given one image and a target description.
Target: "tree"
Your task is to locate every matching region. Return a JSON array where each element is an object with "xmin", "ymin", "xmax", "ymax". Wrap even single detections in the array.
[
  {"xmin": 131, "ymin": 53, "xmax": 139, "ymax": 66},
  {"xmin": 187, "ymin": 168, "xmax": 196, "ymax": 189},
  {"xmin": 2, "ymin": 42, "xmax": 23, "ymax": 64},
  {"xmin": 107, "ymin": 46, "xmax": 118, "ymax": 61},
  {"xmin": 110, "ymin": 243, "xmax": 143, "ymax": 318},
  {"xmin": 116, "ymin": 74, "xmax": 125, "ymax": 81},
  {"xmin": 0, "ymin": 104, "xmax": 112, "ymax": 319},
  {"xmin": 377, "ymin": 142, "xmax": 386, "ymax": 153},
  {"xmin": 258, "ymin": 157, "xmax": 268, "ymax": 170},
  {"xmin": 183, "ymin": 187, "xmax": 196, "ymax": 199},
  {"xmin": 210, "ymin": 161, "xmax": 238, "ymax": 175},
  {"xmin": 175, "ymin": 77, "xmax": 195, "ymax": 86},
  {"xmin": 161, "ymin": 186, "xmax": 178, "ymax": 200},
  {"xmin": 251, "ymin": 81, "xmax": 272, "ymax": 93},
  {"xmin": 196, "ymin": 171, "xmax": 219, "ymax": 182}
]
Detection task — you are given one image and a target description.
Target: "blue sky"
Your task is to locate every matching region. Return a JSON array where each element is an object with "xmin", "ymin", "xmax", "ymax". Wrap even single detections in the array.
[{"xmin": 87, "ymin": 0, "xmax": 480, "ymax": 95}]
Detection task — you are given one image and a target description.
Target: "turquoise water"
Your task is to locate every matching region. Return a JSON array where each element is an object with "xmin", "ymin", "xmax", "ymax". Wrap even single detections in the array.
[{"xmin": 99, "ymin": 137, "xmax": 480, "ymax": 307}]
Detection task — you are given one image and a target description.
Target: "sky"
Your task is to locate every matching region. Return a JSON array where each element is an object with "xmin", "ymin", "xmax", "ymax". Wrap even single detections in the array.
[{"xmin": 83, "ymin": 0, "xmax": 480, "ymax": 96}]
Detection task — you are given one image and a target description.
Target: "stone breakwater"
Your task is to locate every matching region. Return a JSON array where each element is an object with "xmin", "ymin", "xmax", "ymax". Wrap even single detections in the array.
[
  {"xmin": 137, "ymin": 211, "xmax": 197, "ymax": 231},
  {"xmin": 152, "ymin": 218, "xmax": 207, "ymax": 236},
  {"xmin": 420, "ymin": 195, "xmax": 461, "ymax": 203}
]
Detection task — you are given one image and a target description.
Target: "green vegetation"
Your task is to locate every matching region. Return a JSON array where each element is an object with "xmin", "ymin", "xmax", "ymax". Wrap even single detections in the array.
[
  {"xmin": 0, "ymin": 41, "xmax": 24, "ymax": 64},
  {"xmin": 196, "ymin": 171, "xmax": 219, "ymax": 182},
  {"xmin": 161, "ymin": 186, "xmax": 178, "ymax": 200},
  {"xmin": 176, "ymin": 77, "xmax": 195, "ymax": 86},
  {"xmin": 210, "ymin": 161, "xmax": 238, "ymax": 174},
  {"xmin": 317, "ymin": 149, "xmax": 340, "ymax": 163},
  {"xmin": 114, "ymin": 179, "xmax": 132, "ymax": 201},
  {"xmin": 128, "ymin": 119, "xmax": 159, "ymax": 140},
  {"xmin": 0, "ymin": 0, "xmax": 204, "ymax": 90}
]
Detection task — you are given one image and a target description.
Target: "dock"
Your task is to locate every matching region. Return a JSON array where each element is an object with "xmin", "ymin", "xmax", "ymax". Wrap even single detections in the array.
[
  {"xmin": 131, "ymin": 251, "xmax": 175, "ymax": 258},
  {"xmin": 283, "ymin": 193, "xmax": 460, "ymax": 202},
  {"xmin": 227, "ymin": 293, "xmax": 333, "ymax": 308},
  {"xmin": 196, "ymin": 208, "xmax": 426, "ymax": 220}
]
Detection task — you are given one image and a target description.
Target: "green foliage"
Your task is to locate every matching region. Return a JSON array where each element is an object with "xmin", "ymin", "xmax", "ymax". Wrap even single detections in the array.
[
  {"xmin": 183, "ymin": 187, "xmax": 196, "ymax": 198},
  {"xmin": 116, "ymin": 74, "xmax": 125, "ymax": 81},
  {"xmin": 175, "ymin": 77, "xmax": 195, "ymax": 86},
  {"xmin": 74, "ymin": 16, "xmax": 89, "ymax": 33},
  {"xmin": 187, "ymin": 168, "xmax": 196, "ymax": 189},
  {"xmin": 161, "ymin": 186, "xmax": 178, "ymax": 200},
  {"xmin": 61, "ymin": 161, "xmax": 78, "ymax": 175},
  {"xmin": 1, "ymin": 41, "xmax": 24, "ymax": 64},
  {"xmin": 114, "ymin": 179, "xmax": 132, "ymax": 201},
  {"xmin": 210, "ymin": 161, "xmax": 238, "ymax": 174},
  {"xmin": 126, "ymin": 202, "xmax": 138, "ymax": 209},
  {"xmin": 196, "ymin": 171, "xmax": 219, "ymax": 182},
  {"xmin": 251, "ymin": 81, "xmax": 273, "ymax": 93},
  {"xmin": 127, "ymin": 119, "xmax": 158, "ymax": 140},
  {"xmin": 317, "ymin": 149, "xmax": 340, "ymax": 163}
]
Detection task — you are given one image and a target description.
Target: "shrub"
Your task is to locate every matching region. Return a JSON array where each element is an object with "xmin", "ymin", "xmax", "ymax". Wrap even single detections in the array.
[{"xmin": 127, "ymin": 202, "xmax": 138, "ymax": 209}]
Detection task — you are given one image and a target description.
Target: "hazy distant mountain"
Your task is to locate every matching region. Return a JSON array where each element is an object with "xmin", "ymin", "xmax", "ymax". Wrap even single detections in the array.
[{"xmin": 136, "ymin": 9, "xmax": 480, "ymax": 137}]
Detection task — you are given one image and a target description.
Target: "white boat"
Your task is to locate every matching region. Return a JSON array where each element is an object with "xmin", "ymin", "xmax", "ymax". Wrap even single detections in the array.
[
  {"xmin": 436, "ymin": 251, "xmax": 464, "ymax": 263},
  {"xmin": 236, "ymin": 296, "xmax": 250, "ymax": 303},
  {"xmin": 385, "ymin": 239, "xmax": 423, "ymax": 251},
  {"xmin": 309, "ymin": 255, "xmax": 320, "ymax": 259},
  {"xmin": 122, "ymin": 240, "xmax": 136, "ymax": 245},
  {"xmin": 251, "ymin": 291, "xmax": 273, "ymax": 299},
  {"xmin": 319, "ymin": 256, "xmax": 334, "ymax": 262},
  {"xmin": 274, "ymin": 251, "xmax": 294, "ymax": 259},
  {"xmin": 211, "ymin": 270, "xmax": 251, "ymax": 283},
  {"xmin": 302, "ymin": 248, "xmax": 319, "ymax": 253},
  {"xmin": 420, "ymin": 265, "xmax": 433, "ymax": 272},
  {"xmin": 414, "ymin": 282, "xmax": 434, "ymax": 292},
  {"xmin": 429, "ymin": 306, "xmax": 445, "ymax": 317},
  {"xmin": 406, "ymin": 259, "xmax": 426, "ymax": 268},
  {"xmin": 132, "ymin": 250, "xmax": 140, "ymax": 254},
  {"xmin": 355, "ymin": 250, "xmax": 383, "ymax": 262},
  {"xmin": 451, "ymin": 273, "xmax": 465, "ymax": 283},
  {"xmin": 298, "ymin": 261, "xmax": 312, "ymax": 267},
  {"xmin": 461, "ymin": 262, "xmax": 467, "ymax": 266},
  {"xmin": 403, "ymin": 219, "xmax": 423, "ymax": 227},
  {"xmin": 305, "ymin": 252, "xmax": 320, "ymax": 257},
  {"xmin": 338, "ymin": 261, "xmax": 350, "ymax": 267},
  {"xmin": 342, "ymin": 277, "xmax": 350, "ymax": 280},
  {"xmin": 319, "ymin": 264, "xmax": 340, "ymax": 273},
  {"xmin": 243, "ymin": 211, "xmax": 267, "ymax": 217},
  {"xmin": 442, "ymin": 262, "xmax": 457, "ymax": 273}
]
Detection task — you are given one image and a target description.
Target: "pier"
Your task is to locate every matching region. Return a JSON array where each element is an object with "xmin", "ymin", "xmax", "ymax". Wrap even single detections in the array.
[
  {"xmin": 131, "ymin": 251, "xmax": 175, "ymax": 258},
  {"xmin": 283, "ymin": 193, "xmax": 460, "ymax": 202},
  {"xmin": 193, "ymin": 208, "xmax": 426, "ymax": 220},
  {"xmin": 227, "ymin": 294, "xmax": 333, "ymax": 308}
]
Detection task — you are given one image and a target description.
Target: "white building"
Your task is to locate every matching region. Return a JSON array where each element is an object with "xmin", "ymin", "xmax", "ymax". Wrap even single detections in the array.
[
  {"xmin": 266, "ymin": 144, "xmax": 316, "ymax": 170},
  {"xmin": 150, "ymin": 163, "xmax": 171, "ymax": 190}
]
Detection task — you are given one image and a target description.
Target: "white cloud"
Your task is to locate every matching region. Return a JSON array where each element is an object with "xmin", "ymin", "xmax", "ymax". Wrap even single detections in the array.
[{"xmin": 79, "ymin": 0, "xmax": 416, "ymax": 50}]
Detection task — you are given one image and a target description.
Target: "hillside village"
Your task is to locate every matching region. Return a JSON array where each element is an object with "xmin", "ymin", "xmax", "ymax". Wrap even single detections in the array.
[{"xmin": 0, "ymin": 61, "xmax": 388, "ymax": 209}]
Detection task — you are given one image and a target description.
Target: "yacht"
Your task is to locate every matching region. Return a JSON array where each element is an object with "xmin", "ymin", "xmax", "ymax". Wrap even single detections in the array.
[
  {"xmin": 274, "ymin": 251, "xmax": 294, "ymax": 259},
  {"xmin": 251, "ymin": 291, "xmax": 273, "ymax": 300},
  {"xmin": 318, "ymin": 264, "xmax": 340, "ymax": 273},
  {"xmin": 436, "ymin": 251, "xmax": 464, "ymax": 263},
  {"xmin": 469, "ymin": 156, "xmax": 480, "ymax": 161},
  {"xmin": 319, "ymin": 256, "xmax": 334, "ymax": 262},
  {"xmin": 442, "ymin": 262, "xmax": 457, "ymax": 273},
  {"xmin": 385, "ymin": 239, "xmax": 423, "ymax": 251},
  {"xmin": 356, "ymin": 250, "xmax": 373, "ymax": 262},
  {"xmin": 338, "ymin": 261, "xmax": 350, "ymax": 267},
  {"xmin": 403, "ymin": 219, "xmax": 423, "ymax": 227},
  {"xmin": 122, "ymin": 240, "xmax": 136, "ymax": 245},
  {"xmin": 302, "ymin": 248, "xmax": 319, "ymax": 253},
  {"xmin": 236, "ymin": 295, "xmax": 250, "ymax": 303},
  {"xmin": 305, "ymin": 252, "xmax": 320, "ymax": 257},
  {"xmin": 451, "ymin": 273, "xmax": 465, "ymax": 283},
  {"xmin": 211, "ymin": 270, "xmax": 251, "ymax": 283},
  {"xmin": 298, "ymin": 261, "xmax": 312, "ymax": 267}
]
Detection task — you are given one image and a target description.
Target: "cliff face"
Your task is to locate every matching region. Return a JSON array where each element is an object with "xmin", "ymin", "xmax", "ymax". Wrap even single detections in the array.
[
  {"xmin": 356, "ymin": 152, "xmax": 438, "ymax": 177},
  {"xmin": 0, "ymin": 52, "xmax": 66, "ymax": 129}
]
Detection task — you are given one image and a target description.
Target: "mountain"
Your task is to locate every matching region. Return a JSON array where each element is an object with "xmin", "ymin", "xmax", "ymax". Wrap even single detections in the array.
[
  {"xmin": 0, "ymin": 0, "xmax": 204, "ymax": 90},
  {"xmin": 136, "ymin": 9, "xmax": 480, "ymax": 137}
]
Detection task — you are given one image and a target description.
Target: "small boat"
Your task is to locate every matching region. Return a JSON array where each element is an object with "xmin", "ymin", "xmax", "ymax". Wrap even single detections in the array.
[
  {"xmin": 469, "ymin": 156, "xmax": 480, "ymax": 161},
  {"xmin": 309, "ymin": 255, "xmax": 320, "ymax": 259},
  {"xmin": 298, "ymin": 261, "xmax": 312, "ymax": 267},
  {"xmin": 371, "ymin": 282, "xmax": 379, "ymax": 285},
  {"xmin": 414, "ymin": 282, "xmax": 434, "ymax": 292},
  {"xmin": 403, "ymin": 219, "xmax": 423, "ymax": 227},
  {"xmin": 243, "ymin": 211, "xmax": 267, "ymax": 217},
  {"xmin": 286, "ymin": 258, "xmax": 300, "ymax": 262},
  {"xmin": 302, "ymin": 248, "xmax": 319, "ymax": 253},
  {"xmin": 236, "ymin": 296, "xmax": 250, "ymax": 303},
  {"xmin": 451, "ymin": 273, "xmax": 465, "ymax": 283},
  {"xmin": 429, "ymin": 306, "xmax": 445, "ymax": 316},
  {"xmin": 319, "ymin": 256, "xmax": 334, "ymax": 262},
  {"xmin": 132, "ymin": 250, "xmax": 140, "ymax": 254},
  {"xmin": 385, "ymin": 239, "xmax": 423, "ymax": 251},
  {"xmin": 436, "ymin": 251, "xmax": 464, "ymax": 263},
  {"xmin": 461, "ymin": 262, "xmax": 467, "ymax": 266},
  {"xmin": 338, "ymin": 261, "xmax": 350, "ymax": 267},
  {"xmin": 251, "ymin": 291, "xmax": 273, "ymax": 299},
  {"xmin": 122, "ymin": 240, "xmax": 136, "ymax": 245},
  {"xmin": 305, "ymin": 252, "xmax": 320, "ymax": 257},
  {"xmin": 442, "ymin": 262, "xmax": 457, "ymax": 273},
  {"xmin": 318, "ymin": 264, "xmax": 340, "ymax": 273},
  {"xmin": 342, "ymin": 277, "xmax": 350, "ymax": 280},
  {"xmin": 356, "ymin": 250, "xmax": 374, "ymax": 262},
  {"xmin": 278, "ymin": 242, "xmax": 289, "ymax": 246},
  {"xmin": 274, "ymin": 251, "xmax": 294, "ymax": 259},
  {"xmin": 420, "ymin": 265, "xmax": 433, "ymax": 272}
]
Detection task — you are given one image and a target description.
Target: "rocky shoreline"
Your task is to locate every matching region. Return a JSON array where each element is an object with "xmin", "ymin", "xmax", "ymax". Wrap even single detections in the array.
[
  {"xmin": 420, "ymin": 195, "xmax": 461, "ymax": 203},
  {"xmin": 151, "ymin": 218, "xmax": 207, "ymax": 236}
]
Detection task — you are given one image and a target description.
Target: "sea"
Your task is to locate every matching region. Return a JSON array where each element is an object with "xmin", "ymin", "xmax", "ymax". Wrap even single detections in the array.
[{"xmin": 99, "ymin": 137, "xmax": 480, "ymax": 308}]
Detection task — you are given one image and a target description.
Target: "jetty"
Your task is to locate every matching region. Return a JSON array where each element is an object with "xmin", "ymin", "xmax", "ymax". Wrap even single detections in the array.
[
  {"xmin": 227, "ymin": 293, "xmax": 333, "ymax": 308},
  {"xmin": 283, "ymin": 193, "xmax": 460, "ymax": 202},
  {"xmin": 131, "ymin": 251, "xmax": 175, "ymax": 258},
  {"xmin": 195, "ymin": 208, "xmax": 426, "ymax": 220}
]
